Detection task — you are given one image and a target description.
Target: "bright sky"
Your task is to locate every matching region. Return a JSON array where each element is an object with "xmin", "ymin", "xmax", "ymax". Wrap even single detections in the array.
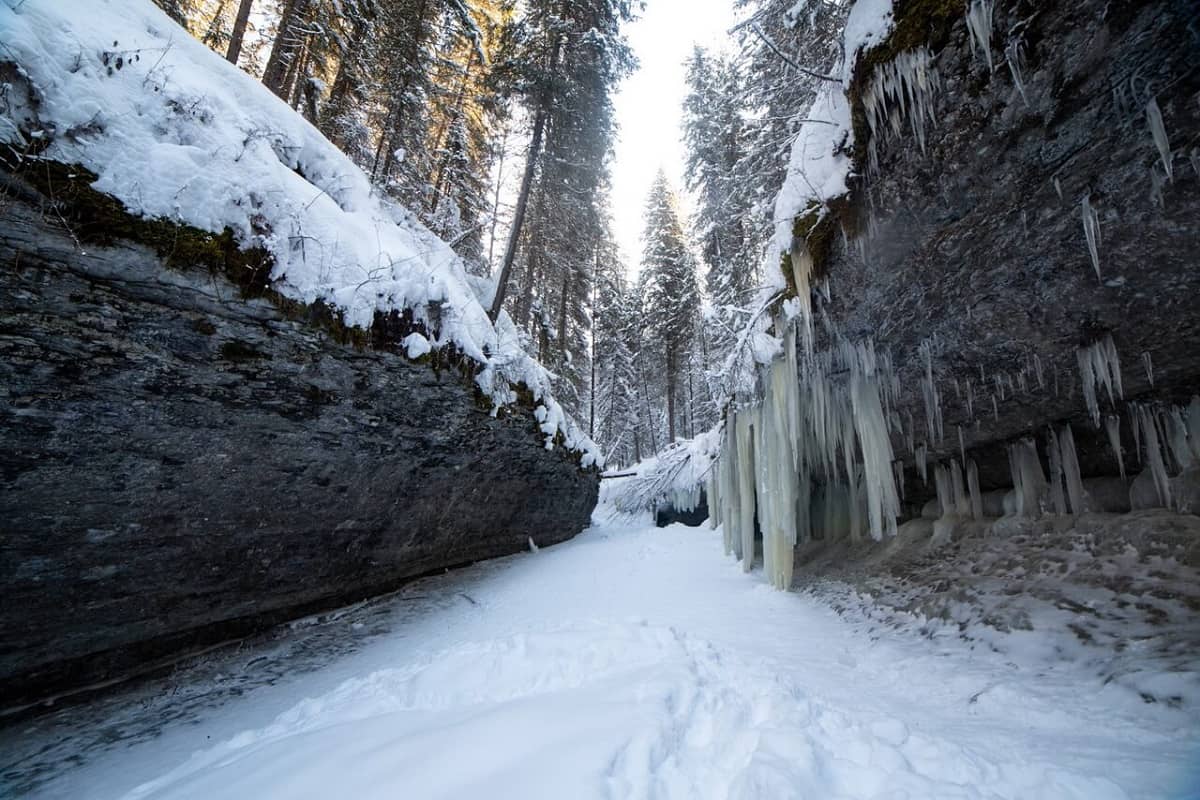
[{"xmin": 610, "ymin": 0, "xmax": 739, "ymax": 274}]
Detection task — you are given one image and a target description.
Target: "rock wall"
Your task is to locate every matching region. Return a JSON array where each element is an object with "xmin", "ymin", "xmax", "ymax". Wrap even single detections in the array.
[
  {"xmin": 814, "ymin": 0, "xmax": 1200, "ymax": 507},
  {"xmin": 0, "ymin": 183, "xmax": 598, "ymax": 710}
]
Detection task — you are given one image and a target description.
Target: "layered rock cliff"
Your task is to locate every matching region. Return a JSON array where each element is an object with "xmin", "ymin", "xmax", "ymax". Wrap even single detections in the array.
[
  {"xmin": 821, "ymin": 0, "xmax": 1200, "ymax": 505},
  {"xmin": 0, "ymin": 174, "xmax": 597, "ymax": 712}
]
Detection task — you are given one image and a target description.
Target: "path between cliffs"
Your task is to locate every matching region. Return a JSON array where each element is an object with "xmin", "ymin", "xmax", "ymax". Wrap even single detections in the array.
[{"xmin": 16, "ymin": 513, "xmax": 1200, "ymax": 799}]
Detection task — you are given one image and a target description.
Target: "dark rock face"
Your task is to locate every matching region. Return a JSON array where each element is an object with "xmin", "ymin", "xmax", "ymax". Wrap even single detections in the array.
[
  {"xmin": 822, "ymin": 0, "xmax": 1200, "ymax": 507},
  {"xmin": 0, "ymin": 192, "xmax": 598, "ymax": 710}
]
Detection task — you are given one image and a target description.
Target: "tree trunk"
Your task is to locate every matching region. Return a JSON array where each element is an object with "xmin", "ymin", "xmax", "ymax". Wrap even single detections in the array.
[
  {"xmin": 319, "ymin": 14, "xmax": 368, "ymax": 146},
  {"xmin": 488, "ymin": 21, "xmax": 564, "ymax": 322},
  {"xmin": 262, "ymin": 0, "xmax": 308, "ymax": 98},
  {"xmin": 687, "ymin": 362, "xmax": 695, "ymax": 439},
  {"xmin": 639, "ymin": 351, "xmax": 657, "ymax": 454},
  {"xmin": 225, "ymin": 0, "xmax": 254, "ymax": 65},
  {"xmin": 286, "ymin": 43, "xmax": 310, "ymax": 109},
  {"xmin": 556, "ymin": 268, "xmax": 570, "ymax": 369},
  {"xmin": 202, "ymin": 0, "xmax": 229, "ymax": 49},
  {"xmin": 666, "ymin": 344, "xmax": 677, "ymax": 444},
  {"xmin": 486, "ymin": 127, "xmax": 508, "ymax": 271},
  {"xmin": 429, "ymin": 52, "xmax": 478, "ymax": 216},
  {"xmin": 589, "ymin": 251, "xmax": 598, "ymax": 439},
  {"xmin": 488, "ymin": 105, "xmax": 547, "ymax": 321},
  {"xmin": 514, "ymin": 202, "xmax": 545, "ymax": 327}
]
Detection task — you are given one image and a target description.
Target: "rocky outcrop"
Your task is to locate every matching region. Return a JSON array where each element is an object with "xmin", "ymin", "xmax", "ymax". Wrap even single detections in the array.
[
  {"xmin": 0, "ymin": 177, "xmax": 598, "ymax": 712},
  {"xmin": 808, "ymin": 0, "xmax": 1199, "ymax": 509}
]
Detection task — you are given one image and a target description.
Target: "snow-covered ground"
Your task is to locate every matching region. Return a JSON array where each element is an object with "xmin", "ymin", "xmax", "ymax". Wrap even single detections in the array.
[{"xmin": 5, "ymin": 511, "xmax": 1199, "ymax": 799}]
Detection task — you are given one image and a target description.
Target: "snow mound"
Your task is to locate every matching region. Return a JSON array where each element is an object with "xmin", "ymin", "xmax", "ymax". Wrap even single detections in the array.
[{"xmin": 0, "ymin": 0, "xmax": 599, "ymax": 466}]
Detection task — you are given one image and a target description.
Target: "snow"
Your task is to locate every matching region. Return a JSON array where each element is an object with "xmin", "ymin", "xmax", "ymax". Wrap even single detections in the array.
[
  {"xmin": 840, "ymin": 0, "xmax": 895, "ymax": 82},
  {"xmin": 8, "ymin": 510, "xmax": 1199, "ymax": 799},
  {"xmin": 769, "ymin": 88, "xmax": 854, "ymax": 265},
  {"xmin": 401, "ymin": 333, "xmax": 432, "ymax": 359},
  {"xmin": 0, "ymin": 0, "xmax": 599, "ymax": 467}
]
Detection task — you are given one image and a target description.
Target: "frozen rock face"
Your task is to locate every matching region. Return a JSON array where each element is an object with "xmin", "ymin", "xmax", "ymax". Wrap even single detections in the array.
[
  {"xmin": 824, "ymin": 0, "xmax": 1200, "ymax": 506},
  {"xmin": 0, "ymin": 189, "xmax": 598, "ymax": 710}
]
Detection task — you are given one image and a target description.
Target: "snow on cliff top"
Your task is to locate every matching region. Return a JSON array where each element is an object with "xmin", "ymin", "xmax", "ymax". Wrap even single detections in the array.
[
  {"xmin": 0, "ymin": 0, "xmax": 599, "ymax": 466},
  {"xmin": 767, "ymin": 0, "xmax": 894, "ymax": 271}
]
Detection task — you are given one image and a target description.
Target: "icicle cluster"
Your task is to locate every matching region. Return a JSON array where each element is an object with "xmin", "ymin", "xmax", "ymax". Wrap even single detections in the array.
[
  {"xmin": 1128, "ymin": 398, "xmax": 1200, "ymax": 509},
  {"xmin": 861, "ymin": 47, "xmax": 941, "ymax": 176},
  {"xmin": 708, "ymin": 323, "xmax": 902, "ymax": 589},
  {"xmin": 1076, "ymin": 334, "xmax": 1123, "ymax": 427},
  {"xmin": 965, "ymin": 0, "xmax": 995, "ymax": 72}
]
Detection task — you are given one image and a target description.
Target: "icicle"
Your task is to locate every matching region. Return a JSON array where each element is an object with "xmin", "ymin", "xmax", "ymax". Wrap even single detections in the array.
[
  {"xmin": 1130, "ymin": 404, "xmax": 1143, "ymax": 467},
  {"xmin": 1008, "ymin": 438, "xmax": 1046, "ymax": 517},
  {"xmin": 992, "ymin": 395, "xmax": 999, "ymax": 421},
  {"xmin": 1146, "ymin": 97, "xmax": 1172, "ymax": 182},
  {"xmin": 1053, "ymin": 177, "xmax": 1063, "ymax": 201},
  {"xmin": 919, "ymin": 339, "xmax": 943, "ymax": 443},
  {"xmin": 950, "ymin": 459, "xmax": 970, "ymax": 517},
  {"xmin": 1034, "ymin": 355, "xmax": 1044, "ymax": 389},
  {"xmin": 1135, "ymin": 404, "xmax": 1171, "ymax": 508},
  {"xmin": 967, "ymin": 460, "xmax": 983, "ymax": 520},
  {"xmin": 1105, "ymin": 414, "xmax": 1125, "ymax": 479},
  {"xmin": 1076, "ymin": 334, "xmax": 1123, "ymax": 427},
  {"xmin": 707, "ymin": 465, "xmax": 720, "ymax": 530},
  {"xmin": 735, "ymin": 410, "xmax": 757, "ymax": 571},
  {"xmin": 790, "ymin": 246, "xmax": 815, "ymax": 355},
  {"xmin": 1166, "ymin": 407, "xmax": 1194, "ymax": 471},
  {"xmin": 894, "ymin": 460, "xmax": 906, "ymax": 500},
  {"xmin": 1046, "ymin": 427, "xmax": 1068, "ymax": 515},
  {"xmin": 916, "ymin": 442, "xmax": 928, "ymax": 483},
  {"xmin": 1142, "ymin": 351, "xmax": 1154, "ymax": 387},
  {"xmin": 965, "ymin": 379, "xmax": 975, "ymax": 419},
  {"xmin": 850, "ymin": 366, "xmax": 900, "ymax": 539},
  {"xmin": 1005, "ymin": 39, "xmax": 1028, "ymax": 106},
  {"xmin": 934, "ymin": 463, "xmax": 954, "ymax": 518},
  {"xmin": 1059, "ymin": 425, "xmax": 1086, "ymax": 514},
  {"xmin": 720, "ymin": 417, "xmax": 741, "ymax": 557},
  {"xmin": 1081, "ymin": 195, "xmax": 1102, "ymax": 282},
  {"xmin": 958, "ymin": 425, "xmax": 966, "ymax": 465},
  {"xmin": 965, "ymin": 0, "xmax": 995, "ymax": 72}
]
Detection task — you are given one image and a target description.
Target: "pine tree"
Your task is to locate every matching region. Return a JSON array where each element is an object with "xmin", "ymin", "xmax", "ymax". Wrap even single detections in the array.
[
  {"xmin": 732, "ymin": 0, "xmax": 849, "ymax": 252},
  {"xmin": 640, "ymin": 170, "xmax": 700, "ymax": 445},
  {"xmin": 683, "ymin": 47, "xmax": 755, "ymax": 343}
]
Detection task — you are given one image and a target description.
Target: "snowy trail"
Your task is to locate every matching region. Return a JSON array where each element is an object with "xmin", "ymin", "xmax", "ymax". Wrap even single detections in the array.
[{"xmin": 10, "ymin": 515, "xmax": 1199, "ymax": 799}]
